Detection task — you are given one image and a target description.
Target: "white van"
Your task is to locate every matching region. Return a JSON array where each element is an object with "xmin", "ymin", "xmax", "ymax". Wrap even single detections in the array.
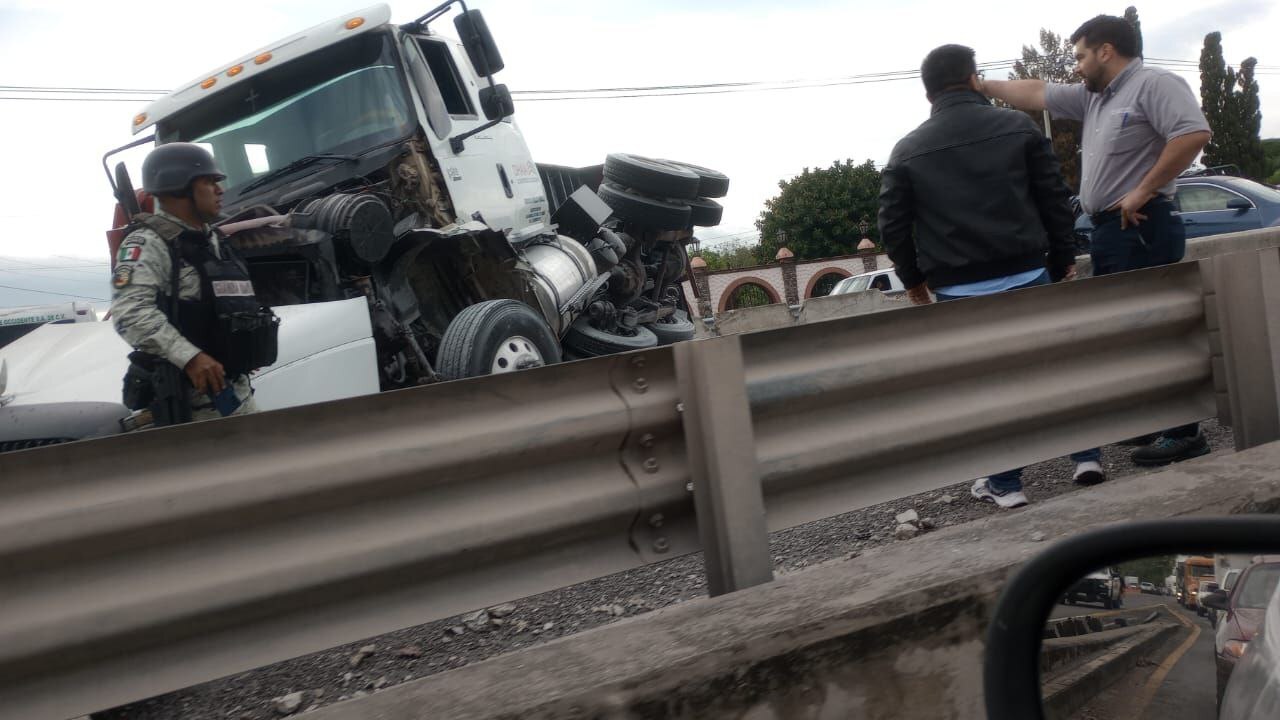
[{"xmin": 829, "ymin": 269, "xmax": 905, "ymax": 297}]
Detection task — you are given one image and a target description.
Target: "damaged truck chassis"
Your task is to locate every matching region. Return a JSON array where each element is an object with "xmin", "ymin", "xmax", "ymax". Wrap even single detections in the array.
[{"xmin": 105, "ymin": 0, "xmax": 728, "ymax": 391}]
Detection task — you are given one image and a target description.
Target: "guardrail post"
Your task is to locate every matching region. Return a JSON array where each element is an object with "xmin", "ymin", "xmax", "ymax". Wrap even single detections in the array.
[
  {"xmin": 1209, "ymin": 248, "xmax": 1280, "ymax": 450},
  {"xmin": 673, "ymin": 335, "xmax": 773, "ymax": 596}
]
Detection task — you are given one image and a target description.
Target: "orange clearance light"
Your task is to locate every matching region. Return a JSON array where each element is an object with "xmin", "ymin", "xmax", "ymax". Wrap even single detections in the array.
[
  {"xmin": 200, "ymin": 77, "xmax": 217, "ymax": 90},
  {"xmin": 344, "ymin": 17, "xmax": 365, "ymax": 30},
  {"xmin": 133, "ymin": 113, "xmax": 148, "ymax": 126},
  {"xmin": 254, "ymin": 52, "xmax": 273, "ymax": 65},
  {"xmin": 226, "ymin": 64, "xmax": 244, "ymax": 77}
]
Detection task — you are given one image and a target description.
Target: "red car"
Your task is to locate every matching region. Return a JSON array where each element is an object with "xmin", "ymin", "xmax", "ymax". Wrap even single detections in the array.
[{"xmin": 1210, "ymin": 560, "xmax": 1280, "ymax": 708}]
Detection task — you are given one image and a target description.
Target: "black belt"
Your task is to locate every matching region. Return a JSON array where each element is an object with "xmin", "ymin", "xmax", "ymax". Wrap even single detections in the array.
[{"xmin": 1089, "ymin": 196, "xmax": 1173, "ymax": 227}]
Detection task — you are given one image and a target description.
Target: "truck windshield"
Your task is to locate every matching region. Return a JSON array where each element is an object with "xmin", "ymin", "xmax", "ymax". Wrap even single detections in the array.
[
  {"xmin": 1189, "ymin": 564, "xmax": 1215, "ymax": 577},
  {"xmin": 157, "ymin": 32, "xmax": 414, "ymax": 198}
]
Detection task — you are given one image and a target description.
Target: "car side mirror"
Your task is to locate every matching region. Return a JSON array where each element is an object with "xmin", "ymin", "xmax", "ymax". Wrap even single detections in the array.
[
  {"xmin": 983, "ymin": 516, "xmax": 1280, "ymax": 720},
  {"xmin": 1227, "ymin": 197, "xmax": 1252, "ymax": 211},
  {"xmin": 479, "ymin": 84, "xmax": 514, "ymax": 122},
  {"xmin": 1202, "ymin": 590, "xmax": 1230, "ymax": 611}
]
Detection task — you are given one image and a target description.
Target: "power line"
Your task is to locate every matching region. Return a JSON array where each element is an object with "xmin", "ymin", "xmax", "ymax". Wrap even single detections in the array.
[{"xmin": 0, "ymin": 283, "xmax": 106, "ymax": 301}]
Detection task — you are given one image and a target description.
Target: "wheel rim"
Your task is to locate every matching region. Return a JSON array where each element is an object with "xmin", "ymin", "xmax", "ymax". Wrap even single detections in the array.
[{"xmin": 490, "ymin": 335, "xmax": 544, "ymax": 374}]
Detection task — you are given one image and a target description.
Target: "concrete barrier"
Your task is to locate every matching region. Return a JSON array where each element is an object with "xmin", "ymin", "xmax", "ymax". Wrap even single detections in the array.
[{"xmin": 304, "ymin": 441, "xmax": 1280, "ymax": 720}]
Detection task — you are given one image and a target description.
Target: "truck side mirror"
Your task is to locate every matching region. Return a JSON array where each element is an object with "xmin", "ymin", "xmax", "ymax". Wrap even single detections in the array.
[
  {"xmin": 454, "ymin": 9, "xmax": 504, "ymax": 77},
  {"xmin": 479, "ymin": 84, "xmax": 514, "ymax": 122}
]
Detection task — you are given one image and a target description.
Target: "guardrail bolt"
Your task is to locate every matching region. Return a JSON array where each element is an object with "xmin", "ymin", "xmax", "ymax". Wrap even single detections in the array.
[
  {"xmin": 633, "ymin": 378, "xmax": 649, "ymax": 393},
  {"xmin": 640, "ymin": 433, "xmax": 656, "ymax": 449},
  {"xmin": 652, "ymin": 537, "xmax": 670, "ymax": 553},
  {"xmin": 649, "ymin": 513, "xmax": 665, "ymax": 528},
  {"xmin": 631, "ymin": 355, "xmax": 646, "ymax": 369},
  {"xmin": 643, "ymin": 457, "xmax": 660, "ymax": 473}
]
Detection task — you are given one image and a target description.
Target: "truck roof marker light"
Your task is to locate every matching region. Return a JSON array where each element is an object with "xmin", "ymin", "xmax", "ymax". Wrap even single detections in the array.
[
  {"xmin": 133, "ymin": 113, "xmax": 148, "ymax": 127},
  {"xmin": 345, "ymin": 17, "xmax": 365, "ymax": 30},
  {"xmin": 226, "ymin": 64, "xmax": 244, "ymax": 77},
  {"xmin": 201, "ymin": 77, "xmax": 217, "ymax": 90},
  {"xmin": 254, "ymin": 53, "xmax": 273, "ymax": 65}
]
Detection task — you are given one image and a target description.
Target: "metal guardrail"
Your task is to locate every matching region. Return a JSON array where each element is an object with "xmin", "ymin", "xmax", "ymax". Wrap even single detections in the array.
[{"xmin": 2, "ymin": 231, "xmax": 1279, "ymax": 719}]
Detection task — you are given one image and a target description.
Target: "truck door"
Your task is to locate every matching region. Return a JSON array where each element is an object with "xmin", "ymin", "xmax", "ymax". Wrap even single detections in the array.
[{"xmin": 400, "ymin": 34, "xmax": 549, "ymax": 234}]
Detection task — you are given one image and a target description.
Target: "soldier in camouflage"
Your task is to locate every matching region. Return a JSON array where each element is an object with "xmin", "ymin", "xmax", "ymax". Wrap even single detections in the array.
[{"xmin": 112, "ymin": 143, "xmax": 269, "ymax": 422}]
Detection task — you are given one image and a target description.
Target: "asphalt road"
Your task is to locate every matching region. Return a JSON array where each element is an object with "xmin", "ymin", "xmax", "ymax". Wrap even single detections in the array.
[{"xmin": 1054, "ymin": 593, "xmax": 1218, "ymax": 720}]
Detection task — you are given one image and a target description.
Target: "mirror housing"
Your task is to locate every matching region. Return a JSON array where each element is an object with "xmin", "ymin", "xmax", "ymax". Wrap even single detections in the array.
[
  {"xmin": 1227, "ymin": 197, "xmax": 1253, "ymax": 211},
  {"xmin": 454, "ymin": 9, "xmax": 504, "ymax": 77},
  {"xmin": 983, "ymin": 516, "xmax": 1280, "ymax": 720},
  {"xmin": 1201, "ymin": 590, "xmax": 1230, "ymax": 611},
  {"xmin": 479, "ymin": 84, "xmax": 514, "ymax": 122}
]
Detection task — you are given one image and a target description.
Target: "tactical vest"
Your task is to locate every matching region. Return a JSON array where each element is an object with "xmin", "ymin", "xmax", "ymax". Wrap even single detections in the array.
[{"xmin": 133, "ymin": 213, "xmax": 279, "ymax": 376}]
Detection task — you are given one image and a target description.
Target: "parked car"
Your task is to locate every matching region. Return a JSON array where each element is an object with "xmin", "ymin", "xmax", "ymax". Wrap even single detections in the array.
[
  {"xmin": 1073, "ymin": 175, "xmax": 1280, "ymax": 249},
  {"xmin": 1063, "ymin": 568, "xmax": 1123, "ymax": 609},
  {"xmin": 828, "ymin": 268, "xmax": 905, "ymax": 297},
  {"xmin": 1208, "ymin": 560, "xmax": 1280, "ymax": 709},
  {"xmin": 1140, "ymin": 581, "xmax": 1157, "ymax": 593}
]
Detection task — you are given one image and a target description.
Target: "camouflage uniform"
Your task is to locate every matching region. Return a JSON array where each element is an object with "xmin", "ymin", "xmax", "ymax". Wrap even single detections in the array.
[{"xmin": 111, "ymin": 208, "xmax": 257, "ymax": 421}]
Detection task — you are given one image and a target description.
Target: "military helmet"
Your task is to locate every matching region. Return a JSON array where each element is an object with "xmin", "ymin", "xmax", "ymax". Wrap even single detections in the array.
[{"xmin": 141, "ymin": 142, "xmax": 226, "ymax": 195}]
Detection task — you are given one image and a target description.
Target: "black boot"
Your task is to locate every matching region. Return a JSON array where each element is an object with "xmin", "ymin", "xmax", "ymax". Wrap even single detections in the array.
[{"xmin": 1130, "ymin": 433, "xmax": 1210, "ymax": 466}]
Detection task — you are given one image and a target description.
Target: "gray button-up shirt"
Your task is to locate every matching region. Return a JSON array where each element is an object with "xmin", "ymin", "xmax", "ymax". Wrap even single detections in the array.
[{"xmin": 1044, "ymin": 61, "xmax": 1210, "ymax": 215}]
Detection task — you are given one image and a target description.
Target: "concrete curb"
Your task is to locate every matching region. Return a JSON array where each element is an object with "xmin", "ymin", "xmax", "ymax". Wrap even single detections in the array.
[{"xmin": 1041, "ymin": 621, "xmax": 1180, "ymax": 720}]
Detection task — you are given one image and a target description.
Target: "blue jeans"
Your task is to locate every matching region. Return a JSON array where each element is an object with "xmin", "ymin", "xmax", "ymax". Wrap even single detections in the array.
[
  {"xmin": 1090, "ymin": 198, "xmax": 1198, "ymax": 440},
  {"xmin": 936, "ymin": 271, "xmax": 1102, "ymax": 492}
]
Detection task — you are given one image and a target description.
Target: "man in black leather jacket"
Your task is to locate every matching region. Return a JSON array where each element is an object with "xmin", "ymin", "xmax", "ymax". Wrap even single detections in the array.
[
  {"xmin": 879, "ymin": 44, "xmax": 1078, "ymax": 307},
  {"xmin": 878, "ymin": 44, "xmax": 1081, "ymax": 509}
]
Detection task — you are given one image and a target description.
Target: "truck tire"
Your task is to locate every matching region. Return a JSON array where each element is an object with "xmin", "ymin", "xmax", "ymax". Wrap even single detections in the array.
[
  {"xmin": 436, "ymin": 299, "xmax": 561, "ymax": 381},
  {"xmin": 563, "ymin": 317, "xmax": 658, "ymax": 357},
  {"xmin": 603, "ymin": 153, "xmax": 701, "ymax": 200},
  {"xmin": 598, "ymin": 183, "xmax": 691, "ymax": 230},
  {"xmin": 660, "ymin": 160, "xmax": 730, "ymax": 198},
  {"xmin": 646, "ymin": 309, "xmax": 696, "ymax": 345},
  {"xmin": 686, "ymin": 197, "xmax": 724, "ymax": 228}
]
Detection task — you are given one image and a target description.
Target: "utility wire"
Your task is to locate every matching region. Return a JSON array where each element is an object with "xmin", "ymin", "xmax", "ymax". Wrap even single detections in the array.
[{"xmin": 0, "ymin": 283, "xmax": 106, "ymax": 301}]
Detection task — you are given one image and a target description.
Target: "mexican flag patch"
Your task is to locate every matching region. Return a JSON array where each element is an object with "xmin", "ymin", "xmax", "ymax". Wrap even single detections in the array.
[{"xmin": 118, "ymin": 245, "xmax": 142, "ymax": 263}]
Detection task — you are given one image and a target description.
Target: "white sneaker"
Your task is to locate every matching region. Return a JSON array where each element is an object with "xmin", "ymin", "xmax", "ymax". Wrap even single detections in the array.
[
  {"xmin": 1073, "ymin": 460, "xmax": 1106, "ymax": 486},
  {"xmin": 971, "ymin": 478, "xmax": 1029, "ymax": 508}
]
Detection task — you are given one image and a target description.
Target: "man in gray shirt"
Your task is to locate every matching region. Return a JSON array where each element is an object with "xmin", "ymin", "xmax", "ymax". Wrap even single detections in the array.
[{"xmin": 981, "ymin": 14, "xmax": 1212, "ymax": 469}]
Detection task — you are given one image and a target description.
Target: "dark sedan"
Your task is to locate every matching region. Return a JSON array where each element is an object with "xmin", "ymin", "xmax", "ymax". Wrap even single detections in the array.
[{"xmin": 1073, "ymin": 176, "xmax": 1280, "ymax": 249}]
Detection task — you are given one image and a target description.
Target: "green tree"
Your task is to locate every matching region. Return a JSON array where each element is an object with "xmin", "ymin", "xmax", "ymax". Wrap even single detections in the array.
[
  {"xmin": 754, "ymin": 159, "xmax": 881, "ymax": 263},
  {"xmin": 1124, "ymin": 6, "xmax": 1143, "ymax": 58},
  {"xmin": 1008, "ymin": 29, "xmax": 1084, "ymax": 191},
  {"xmin": 696, "ymin": 241, "xmax": 763, "ymax": 271},
  {"xmin": 1264, "ymin": 138, "xmax": 1280, "ymax": 185},
  {"xmin": 1200, "ymin": 32, "xmax": 1267, "ymax": 180},
  {"xmin": 1118, "ymin": 556, "xmax": 1175, "ymax": 586}
]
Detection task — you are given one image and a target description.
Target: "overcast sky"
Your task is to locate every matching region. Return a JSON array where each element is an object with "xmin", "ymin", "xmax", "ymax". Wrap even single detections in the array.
[{"xmin": 0, "ymin": 0, "xmax": 1276, "ymax": 306}]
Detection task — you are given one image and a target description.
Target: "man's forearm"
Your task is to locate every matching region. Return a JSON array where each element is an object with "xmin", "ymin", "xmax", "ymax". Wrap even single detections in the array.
[
  {"xmin": 980, "ymin": 78, "xmax": 1047, "ymax": 112},
  {"xmin": 1137, "ymin": 131, "xmax": 1212, "ymax": 196}
]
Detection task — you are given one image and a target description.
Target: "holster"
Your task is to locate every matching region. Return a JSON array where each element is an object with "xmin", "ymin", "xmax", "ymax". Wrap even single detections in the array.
[{"xmin": 123, "ymin": 351, "xmax": 192, "ymax": 426}]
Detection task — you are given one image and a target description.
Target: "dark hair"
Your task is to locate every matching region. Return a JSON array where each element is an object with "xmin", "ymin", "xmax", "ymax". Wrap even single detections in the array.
[
  {"xmin": 921, "ymin": 44, "xmax": 977, "ymax": 97},
  {"xmin": 1070, "ymin": 15, "xmax": 1138, "ymax": 58}
]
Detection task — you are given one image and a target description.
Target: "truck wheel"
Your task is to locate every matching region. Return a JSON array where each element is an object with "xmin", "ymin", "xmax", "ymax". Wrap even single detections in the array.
[
  {"xmin": 602, "ymin": 153, "xmax": 701, "ymax": 200},
  {"xmin": 436, "ymin": 300, "xmax": 561, "ymax": 381},
  {"xmin": 646, "ymin": 309, "xmax": 696, "ymax": 345},
  {"xmin": 660, "ymin": 160, "xmax": 730, "ymax": 198},
  {"xmin": 563, "ymin": 317, "xmax": 658, "ymax": 357},
  {"xmin": 598, "ymin": 183, "xmax": 691, "ymax": 230},
  {"xmin": 686, "ymin": 197, "xmax": 724, "ymax": 228}
]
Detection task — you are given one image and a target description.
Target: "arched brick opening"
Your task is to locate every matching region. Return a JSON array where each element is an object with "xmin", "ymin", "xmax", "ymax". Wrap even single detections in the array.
[
  {"xmin": 719, "ymin": 276, "xmax": 782, "ymax": 312},
  {"xmin": 804, "ymin": 268, "xmax": 853, "ymax": 298}
]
